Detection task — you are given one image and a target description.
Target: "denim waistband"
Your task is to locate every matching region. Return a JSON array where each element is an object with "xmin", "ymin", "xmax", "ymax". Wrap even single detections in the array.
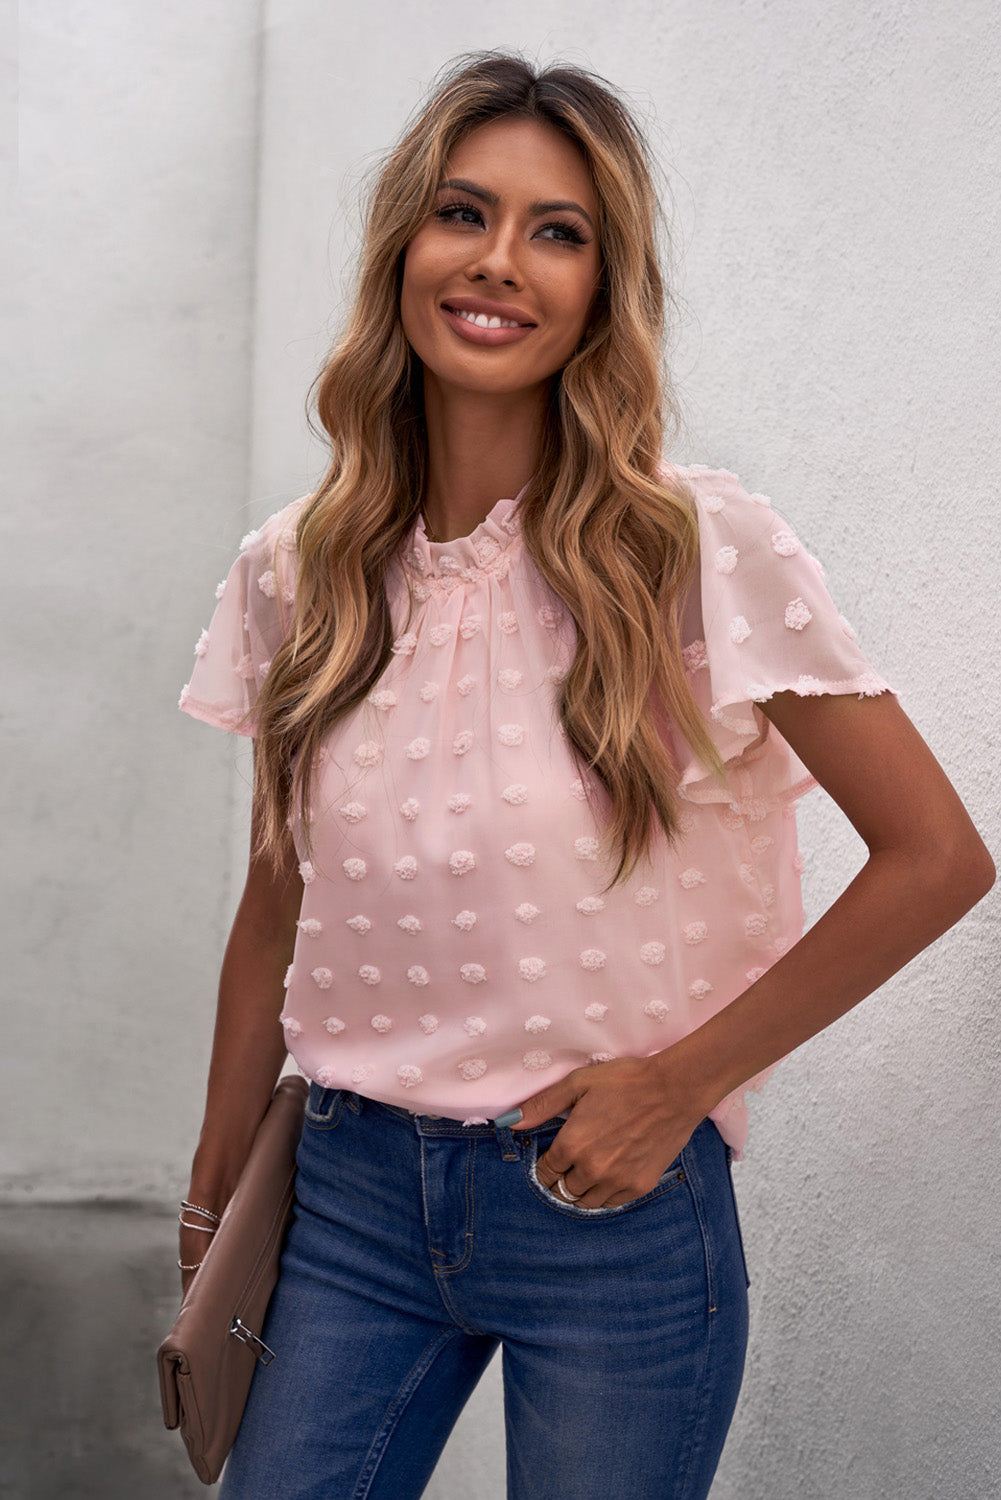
[{"xmin": 349, "ymin": 1090, "xmax": 570, "ymax": 1138}]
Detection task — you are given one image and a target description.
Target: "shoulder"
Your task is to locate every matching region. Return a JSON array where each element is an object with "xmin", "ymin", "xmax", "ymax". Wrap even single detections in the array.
[
  {"xmin": 237, "ymin": 493, "xmax": 311, "ymax": 566},
  {"xmin": 659, "ymin": 461, "xmax": 803, "ymax": 556},
  {"xmin": 234, "ymin": 494, "xmax": 311, "ymax": 603}
]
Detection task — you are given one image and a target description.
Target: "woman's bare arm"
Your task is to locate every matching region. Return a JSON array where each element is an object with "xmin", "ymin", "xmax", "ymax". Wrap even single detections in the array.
[
  {"xmin": 658, "ymin": 690, "xmax": 996, "ymax": 1111},
  {"xmin": 180, "ymin": 748, "xmax": 303, "ymax": 1281}
]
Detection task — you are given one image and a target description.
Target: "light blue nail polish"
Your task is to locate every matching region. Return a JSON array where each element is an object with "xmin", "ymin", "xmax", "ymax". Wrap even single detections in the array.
[{"xmin": 494, "ymin": 1107, "xmax": 523, "ymax": 1128}]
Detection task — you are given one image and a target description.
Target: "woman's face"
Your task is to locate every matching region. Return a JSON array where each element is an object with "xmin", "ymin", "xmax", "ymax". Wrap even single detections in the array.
[{"xmin": 400, "ymin": 115, "xmax": 602, "ymax": 399}]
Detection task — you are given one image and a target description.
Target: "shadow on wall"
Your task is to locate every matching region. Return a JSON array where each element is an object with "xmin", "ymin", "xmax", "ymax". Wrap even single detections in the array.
[{"xmin": 0, "ymin": 1203, "xmax": 205, "ymax": 1499}]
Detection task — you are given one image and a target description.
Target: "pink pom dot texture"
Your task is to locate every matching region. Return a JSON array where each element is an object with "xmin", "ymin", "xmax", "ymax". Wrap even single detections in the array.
[
  {"xmin": 784, "ymin": 598, "xmax": 813, "ymax": 631},
  {"xmin": 519, "ymin": 957, "xmax": 547, "ymax": 981},
  {"xmin": 505, "ymin": 842, "xmax": 536, "ymax": 868}
]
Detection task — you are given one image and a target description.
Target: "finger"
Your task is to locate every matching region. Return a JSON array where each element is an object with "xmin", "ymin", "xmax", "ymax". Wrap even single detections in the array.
[
  {"xmin": 504, "ymin": 1068, "xmax": 585, "ymax": 1130},
  {"xmin": 536, "ymin": 1149, "xmax": 566, "ymax": 1188},
  {"xmin": 538, "ymin": 1151, "xmax": 581, "ymax": 1200}
]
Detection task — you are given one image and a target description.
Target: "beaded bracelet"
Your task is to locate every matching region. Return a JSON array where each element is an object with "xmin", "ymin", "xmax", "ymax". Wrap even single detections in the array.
[
  {"xmin": 180, "ymin": 1198, "xmax": 222, "ymax": 1224},
  {"xmin": 177, "ymin": 1258, "xmax": 203, "ymax": 1271}
]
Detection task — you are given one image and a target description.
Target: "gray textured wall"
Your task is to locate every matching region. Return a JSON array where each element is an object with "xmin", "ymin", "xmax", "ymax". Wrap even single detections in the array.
[{"xmin": 5, "ymin": 1, "xmax": 999, "ymax": 1497}]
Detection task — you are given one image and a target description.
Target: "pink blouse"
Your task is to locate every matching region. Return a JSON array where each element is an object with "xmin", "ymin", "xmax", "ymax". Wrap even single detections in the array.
[{"xmin": 179, "ymin": 464, "xmax": 894, "ymax": 1159}]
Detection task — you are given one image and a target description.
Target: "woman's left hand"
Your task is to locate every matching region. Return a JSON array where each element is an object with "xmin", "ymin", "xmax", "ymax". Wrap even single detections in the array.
[{"xmin": 508, "ymin": 1052, "xmax": 710, "ymax": 1208}]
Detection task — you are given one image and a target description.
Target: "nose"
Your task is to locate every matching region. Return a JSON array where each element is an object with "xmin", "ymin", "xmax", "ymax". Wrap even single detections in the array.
[{"xmin": 463, "ymin": 224, "xmax": 523, "ymax": 290}]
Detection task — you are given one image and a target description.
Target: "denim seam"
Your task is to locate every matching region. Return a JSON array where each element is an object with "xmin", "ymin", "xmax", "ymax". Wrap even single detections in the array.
[
  {"xmin": 432, "ymin": 1138, "xmax": 476, "ymax": 1273},
  {"xmin": 723, "ymin": 1158, "xmax": 752, "ymax": 1290},
  {"xmin": 669, "ymin": 1292, "xmax": 715, "ymax": 1500},
  {"xmin": 351, "ymin": 1325, "xmax": 465, "ymax": 1499},
  {"xmin": 666, "ymin": 1127, "xmax": 717, "ymax": 1499},
  {"xmin": 680, "ymin": 1125, "xmax": 718, "ymax": 1316}
]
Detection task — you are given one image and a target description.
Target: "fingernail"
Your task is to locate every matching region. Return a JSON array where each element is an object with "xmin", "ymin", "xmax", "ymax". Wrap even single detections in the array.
[{"xmin": 493, "ymin": 1107, "xmax": 523, "ymax": 1128}]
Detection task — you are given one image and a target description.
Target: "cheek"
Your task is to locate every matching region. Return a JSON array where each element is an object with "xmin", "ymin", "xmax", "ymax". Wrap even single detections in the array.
[
  {"xmin": 400, "ymin": 249, "xmax": 435, "ymax": 342},
  {"xmin": 548, "ymin": 283, "xmax": 597, "ymax": 344}
]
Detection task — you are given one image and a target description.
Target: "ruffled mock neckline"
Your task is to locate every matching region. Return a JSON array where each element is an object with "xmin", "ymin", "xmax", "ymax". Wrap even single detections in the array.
[{"xmin": 403, "ymin": 480, "xmax": 529, "ymax": 585}]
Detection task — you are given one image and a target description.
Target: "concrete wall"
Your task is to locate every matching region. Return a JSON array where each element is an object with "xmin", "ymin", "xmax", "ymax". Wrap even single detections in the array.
[{"xmin": 5, "ymin": 1, "xmax": 999, "ymax": 1496}]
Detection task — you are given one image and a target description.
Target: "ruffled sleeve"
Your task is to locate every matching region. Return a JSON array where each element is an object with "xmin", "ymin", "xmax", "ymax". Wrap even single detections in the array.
[
  {"xmin": 671, "ymin": 466, "xmax": 897, "ymax": 812},
  {"xmin": 177, "ymin": 497, "xmax": 306, "ymax": 735}
]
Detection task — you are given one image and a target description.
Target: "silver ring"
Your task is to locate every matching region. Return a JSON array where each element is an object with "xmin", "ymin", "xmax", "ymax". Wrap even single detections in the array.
[{"xmin": 555, "ymin": 1173, "xmax": 582, "ymax": 1203}]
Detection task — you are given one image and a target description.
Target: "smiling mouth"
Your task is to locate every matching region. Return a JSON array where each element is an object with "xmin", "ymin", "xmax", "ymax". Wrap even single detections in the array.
[{"xmin": 442, "ymin": 303, "xmax": 535, "ymax": 329}]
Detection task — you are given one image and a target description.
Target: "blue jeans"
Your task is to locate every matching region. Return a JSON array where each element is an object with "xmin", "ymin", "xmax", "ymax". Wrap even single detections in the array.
[{"xmin": 219, "ymin": 1085, "xmax": 751, "ymax": 1500}]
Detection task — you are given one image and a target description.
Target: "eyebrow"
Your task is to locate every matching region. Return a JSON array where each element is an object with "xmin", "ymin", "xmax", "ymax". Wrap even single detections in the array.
[{"xmin": 435, "ymin": 177, "xmax": 595, "ymax": 231}]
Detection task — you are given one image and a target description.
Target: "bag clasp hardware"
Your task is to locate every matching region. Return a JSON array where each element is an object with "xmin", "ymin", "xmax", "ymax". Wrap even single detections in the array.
[{"xmin": 229, "ymin": 1316, "xmax": 277, "ymax": 1366}]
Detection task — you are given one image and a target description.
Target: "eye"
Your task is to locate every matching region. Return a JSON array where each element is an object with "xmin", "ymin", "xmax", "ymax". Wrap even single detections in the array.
[
  {"xmin": 434, "ymin": 201, "xmax": 484, "ymax": 227},
  {"xmin": 536, "ymin": 220, "xmax": 588, "ymax": 247}
]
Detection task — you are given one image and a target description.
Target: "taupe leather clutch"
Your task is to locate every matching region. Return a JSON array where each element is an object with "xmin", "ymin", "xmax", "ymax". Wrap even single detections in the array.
[{"xmin": 157, "ymin": 1074, "xmax": 308, "ymax": 1485}]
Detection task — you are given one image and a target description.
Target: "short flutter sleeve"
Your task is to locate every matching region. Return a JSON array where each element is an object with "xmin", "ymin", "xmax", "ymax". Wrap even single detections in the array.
[
  {"xmin": 178, "ymin": 498, "xmax": 305, "ymax": 735},
  {"xmin": 673, "ymin": 466, "xmax": 896, "ymax": 811}
]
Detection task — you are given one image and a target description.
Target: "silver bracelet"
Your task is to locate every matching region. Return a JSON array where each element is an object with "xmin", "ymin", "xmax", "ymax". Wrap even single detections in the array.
[
  {"xmin": 178, "ymin": 1213, "xmax": 218, "ymax": 1233},
  {"xmin": 180, "ymin": 1198, "xmax": 222, "ymax": 1224},
  {"xmin": 177, "ymin": 1258, "xmax": 204, "ymax": 1271}
]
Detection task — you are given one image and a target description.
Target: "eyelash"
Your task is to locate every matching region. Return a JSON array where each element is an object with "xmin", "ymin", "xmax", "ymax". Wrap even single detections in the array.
[{"xmin": 433, "ymin": 200, "xmax": 589, "ymax": 247}]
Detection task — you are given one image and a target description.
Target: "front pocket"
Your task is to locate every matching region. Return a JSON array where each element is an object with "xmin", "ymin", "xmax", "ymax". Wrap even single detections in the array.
[
  {"xmin": 303, "ymin": 1083, "xmax": 346, "ymax": 1131},
  {"xmin": 524, "ymin": 1133, "xmax": 686, "ymax": 1218}
]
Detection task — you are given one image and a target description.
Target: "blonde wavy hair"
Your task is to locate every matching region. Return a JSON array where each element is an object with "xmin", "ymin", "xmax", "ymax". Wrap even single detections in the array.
[{"xmin": 251, "ymin": 49, "xmax": 725, "ymax": 890}]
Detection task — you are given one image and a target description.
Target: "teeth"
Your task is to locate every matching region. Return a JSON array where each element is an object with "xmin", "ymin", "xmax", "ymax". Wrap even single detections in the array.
[{"xmin": 453, "ymin": 308, "xmax": 521, "ymax": 329}]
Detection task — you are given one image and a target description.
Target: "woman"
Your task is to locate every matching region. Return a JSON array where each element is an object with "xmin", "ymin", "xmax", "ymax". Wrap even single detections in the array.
[{"xmin": 176, "ymin": 51, "xmax": 994, "ymax": 1500}]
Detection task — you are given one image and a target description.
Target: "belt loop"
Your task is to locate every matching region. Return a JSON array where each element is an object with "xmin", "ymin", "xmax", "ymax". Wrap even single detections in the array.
[{"xmin": 494, "ymin": 1122, "xmax": 520, "ymax": 1160}]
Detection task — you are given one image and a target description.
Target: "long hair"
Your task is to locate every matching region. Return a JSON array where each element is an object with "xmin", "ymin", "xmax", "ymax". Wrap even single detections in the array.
[{"xmin": 251, "ymin": 49, "xmax": 725, "ymax": 890}]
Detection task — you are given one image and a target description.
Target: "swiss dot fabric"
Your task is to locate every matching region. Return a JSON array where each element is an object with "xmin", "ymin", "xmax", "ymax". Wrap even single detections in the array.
[{"xmin": 179, "ymin": 465, "xmax": 895, "ymax": 1157}]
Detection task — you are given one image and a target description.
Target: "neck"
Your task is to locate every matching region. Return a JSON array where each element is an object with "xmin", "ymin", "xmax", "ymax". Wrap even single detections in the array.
[{"xmin": 420, "ymin": 373, "xmax": 547, "ymax": 542}]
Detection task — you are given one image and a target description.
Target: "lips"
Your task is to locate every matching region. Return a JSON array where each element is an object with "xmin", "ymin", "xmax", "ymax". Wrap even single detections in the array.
[
  {"xmin": 441, "ymin": 296, "xmax": 536, "ymax": 327},
  {"xmin": 440, "ymin": 303, "xmax": 537, "ymax": 348}
]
